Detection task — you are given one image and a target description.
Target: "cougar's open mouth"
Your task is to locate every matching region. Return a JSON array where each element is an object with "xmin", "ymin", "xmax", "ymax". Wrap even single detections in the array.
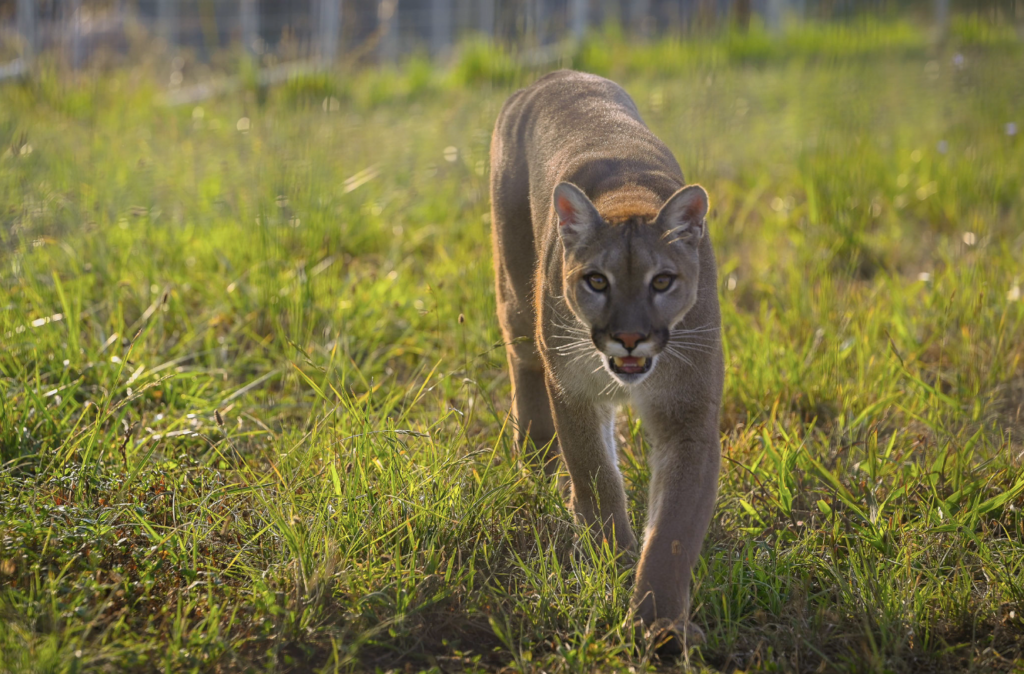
[{"xmin": 609, "ymin": 356, "xmax": 652, "ymax": 375}]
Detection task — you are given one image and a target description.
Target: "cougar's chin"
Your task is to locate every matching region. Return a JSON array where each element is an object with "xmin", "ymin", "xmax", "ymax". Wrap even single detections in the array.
[{"xmin": 606, "ymin": 354, "xmax": 656, "ymax": 383}]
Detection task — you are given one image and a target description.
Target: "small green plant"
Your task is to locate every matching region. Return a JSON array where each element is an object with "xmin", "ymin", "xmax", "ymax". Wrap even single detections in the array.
[
  {"xmin": 280, "ymin": 70, "xmax": 345, "ymax": 109},
  {"xmin": 949, "ymin": 14, "xmax": 1021, "ymax": 48},
  {"xmin": 451, "ymin": 37, "xmax": 520, "ymax": 87}
]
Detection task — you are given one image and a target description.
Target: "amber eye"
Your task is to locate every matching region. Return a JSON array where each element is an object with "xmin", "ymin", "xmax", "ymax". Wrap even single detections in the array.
[
  {"xmin": 651, "ymin": 274, "xmax": 675, "ymax": 292},
  {"xmin": 586, "ymin": 274, "xmax": 609, "ymax": 292}
]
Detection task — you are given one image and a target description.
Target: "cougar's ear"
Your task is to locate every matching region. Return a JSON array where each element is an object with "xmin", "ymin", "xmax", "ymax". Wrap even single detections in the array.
[
  {"xmin": 656, "ymin": 184, "xmax": 709, "ymax": 245},
  {"xmin": 553, "ymin": 182, "xmax": 602, "ymax": 248}
]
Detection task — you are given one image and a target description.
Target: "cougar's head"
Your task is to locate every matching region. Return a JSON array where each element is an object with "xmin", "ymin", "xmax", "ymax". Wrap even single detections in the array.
[{"xmin": 553, "ymin": 181, "xmax": 710, "ymax": 385}]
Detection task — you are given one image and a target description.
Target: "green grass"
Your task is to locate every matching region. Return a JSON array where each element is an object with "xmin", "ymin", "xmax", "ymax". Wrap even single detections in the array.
[{"xmin": 2, "ymin": 19, "xmax": 1024, "ymax": 673}]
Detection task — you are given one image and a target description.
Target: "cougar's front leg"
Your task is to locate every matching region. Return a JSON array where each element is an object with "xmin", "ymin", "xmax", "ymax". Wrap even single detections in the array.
[
  {"xmin": 631, "ymin": 397, "xmax": 720, "ymax": 633},
  {"xmin": 546, "ymin": 377, "xmax": 637, "ymax": 551}
]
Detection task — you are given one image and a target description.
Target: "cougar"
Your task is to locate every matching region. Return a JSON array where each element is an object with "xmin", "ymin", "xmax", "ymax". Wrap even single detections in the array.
[{"xmin": 489, "ymin": 70, "xmax": 723, "ymax": 643}]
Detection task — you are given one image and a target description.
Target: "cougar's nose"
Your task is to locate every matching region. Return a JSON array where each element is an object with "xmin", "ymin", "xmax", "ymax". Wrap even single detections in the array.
[{"xmin": 613, "ymin": 332, "xmax": 647, "ymax": 351}]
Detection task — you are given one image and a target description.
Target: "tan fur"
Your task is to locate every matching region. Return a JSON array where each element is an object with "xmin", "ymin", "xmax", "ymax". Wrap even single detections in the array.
[{"xmin": 490, "ymin": 70, "xmax": 723, "ymax": 640}]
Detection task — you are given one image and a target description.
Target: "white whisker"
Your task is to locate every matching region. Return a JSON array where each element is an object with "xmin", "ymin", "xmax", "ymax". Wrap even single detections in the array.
[
  {"xmin": 662, "ymin": 345, "xmax": 696, "ymax": 368},
  {"xmin": 672, "ymin": 334, "xmax": 719, "ymax": 344},
  {"xmin": 551, "ymin": 340, "xmax": 591, "ymax": 350},
  {"xmin": 568, "ymin": 351, "xmax": 598, "ymax": 367},
  {"xmin": 672, "ymin": 322, "xmax": 720, "ymax": 331},
  {"xmin": 555, "ymin": 346, "xmax": 594, "ymax": 357},
  {"xmin": 553, "ymin": 346, "xmax": 592, "ymax": 355},
  {"xmin": 549, "ymin": 330, "xmax": 590, "ymax": 340},
  {"xmin": 668, "ymin": 336, "xmax": 719, "ymax": 345},
  {"xmin": 669, "ymin": 341, "xmax": 718, "ymax": 348},
  {"xmin": 552, "ymin": 318, "xmax": 588, "ymax": 329},
  {"xmin": 667, "ymin": 342, "xmax": 718, "ymax": 354},
  {"xmin": 552, "ymin": 337, "xmax": 591, "ymax": 348},
  {"xmin": 670, "ymin": 328, "xmax": 720, "ymax": 336}
]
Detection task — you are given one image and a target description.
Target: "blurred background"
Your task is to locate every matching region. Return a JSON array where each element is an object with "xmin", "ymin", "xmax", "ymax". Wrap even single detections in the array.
[{"xmin": 1, "ymin": 0, "xmax": 1021, "ymax": 83}]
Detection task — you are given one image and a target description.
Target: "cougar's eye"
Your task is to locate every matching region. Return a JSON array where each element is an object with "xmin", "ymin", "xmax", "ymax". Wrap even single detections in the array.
[
  {"xmin": 585, "ymin": 274, "xmax": 609, "ymax": 292},
  {"xmin": 651, "ymin": 274, "xmax": 675, "ymax": 292}
]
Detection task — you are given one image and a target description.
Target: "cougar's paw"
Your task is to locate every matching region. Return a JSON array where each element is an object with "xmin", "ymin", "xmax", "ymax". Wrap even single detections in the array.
[{"xmin": 646, "ymin": 618, "xmax": 705, "ymax": 657}]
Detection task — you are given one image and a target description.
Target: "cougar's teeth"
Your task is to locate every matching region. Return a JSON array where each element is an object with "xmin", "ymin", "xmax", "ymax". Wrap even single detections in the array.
[{"xmin": 611, "ymin": 356, "xmax": 649, "ymax": 373}]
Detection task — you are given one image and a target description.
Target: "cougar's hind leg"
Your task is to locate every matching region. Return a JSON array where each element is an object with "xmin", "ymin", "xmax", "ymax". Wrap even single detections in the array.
[
  {"xmin": 492, "ymin": 243, "xmax": 557, "ymax": 470},
  {"xmin": 490, "ymin": 131, "xmax": 557, "ymax": 470},
  {"xmin": 506, "ymin": 344, "xmax": 557, "ymax": 471}
]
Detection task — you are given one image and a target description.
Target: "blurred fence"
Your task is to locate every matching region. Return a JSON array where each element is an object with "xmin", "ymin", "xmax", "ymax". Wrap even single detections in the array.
[{"xmin": 0, "ymin": 0, "xmax": 1020, "ymax": 81}]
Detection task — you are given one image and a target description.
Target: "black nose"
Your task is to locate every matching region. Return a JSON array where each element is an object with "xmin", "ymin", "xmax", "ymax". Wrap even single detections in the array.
[{"xmin": 613, "ymin": 332, "xmax": 647, "ymax": 351}]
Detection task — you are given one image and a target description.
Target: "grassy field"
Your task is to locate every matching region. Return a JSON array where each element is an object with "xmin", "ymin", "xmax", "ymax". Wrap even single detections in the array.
[{"xmin": 2, "ymin": 18, "xmax": 1024, "ymax": 673}]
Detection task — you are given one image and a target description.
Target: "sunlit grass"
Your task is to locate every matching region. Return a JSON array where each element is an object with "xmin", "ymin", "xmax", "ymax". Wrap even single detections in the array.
[{"xmin": 1, "ymin": 19, "xmax": 1023, "ymax": 673}]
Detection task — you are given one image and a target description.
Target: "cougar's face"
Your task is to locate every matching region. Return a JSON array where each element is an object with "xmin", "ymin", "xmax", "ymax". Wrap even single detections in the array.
[{"xmin": 553, "ymin": 183, "xmax": 710, "ymax": 386}]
